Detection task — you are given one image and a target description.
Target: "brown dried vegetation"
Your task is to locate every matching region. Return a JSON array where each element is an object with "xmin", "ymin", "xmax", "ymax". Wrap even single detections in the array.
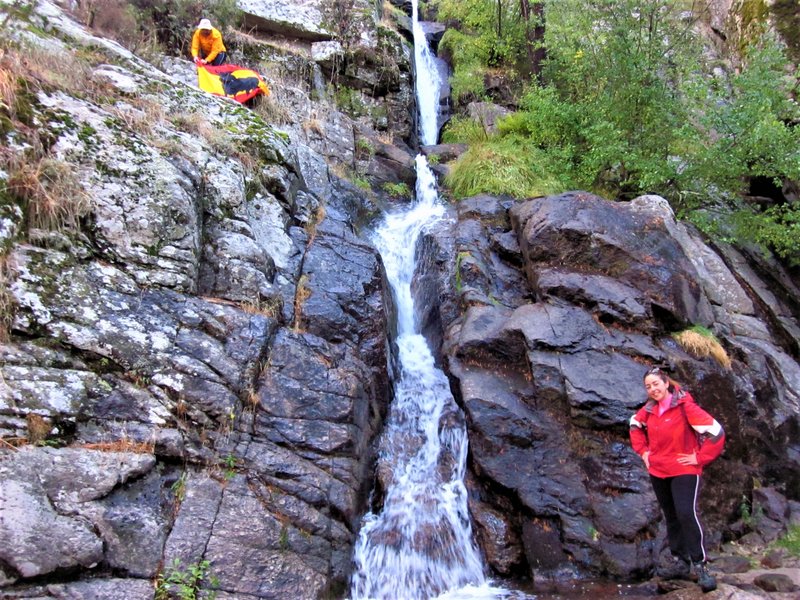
[
  {"xmin": 673, "ymin": 328, "xmax": 732, "ymax": 370},
  {"xmin": 78, "ymin": 438, "xmax": 155, "ymax": 454}
]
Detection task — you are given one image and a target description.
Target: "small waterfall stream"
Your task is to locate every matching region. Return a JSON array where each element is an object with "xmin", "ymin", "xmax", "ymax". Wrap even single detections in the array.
[{"xmin": 348, "ymin": 2, "xmax": 516, "ymax": 599}]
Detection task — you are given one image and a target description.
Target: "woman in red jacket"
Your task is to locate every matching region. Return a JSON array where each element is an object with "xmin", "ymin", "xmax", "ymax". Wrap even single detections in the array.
[{"xmin": 629, "ymin": 367, "xmax": 725, "ymax": 593}]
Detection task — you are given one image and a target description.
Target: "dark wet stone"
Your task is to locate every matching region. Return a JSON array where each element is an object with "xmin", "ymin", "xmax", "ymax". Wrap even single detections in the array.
[
  {"xmin": 714, "ymin": 555, "xmax": 753, "ymax": 573},
  {"xmin": 753, "ymin": 572, "xmax": 797, "ymax": 592}
]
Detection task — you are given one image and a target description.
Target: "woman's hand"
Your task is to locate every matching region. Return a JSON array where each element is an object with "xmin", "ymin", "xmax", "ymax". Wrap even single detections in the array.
[
  {"xmin": 641, "ymin": 451, "xmax": 650, "ymax": 469},
  {"xmin": 677, "ymin": 451, "xmax": 698, "ymax": 466}
]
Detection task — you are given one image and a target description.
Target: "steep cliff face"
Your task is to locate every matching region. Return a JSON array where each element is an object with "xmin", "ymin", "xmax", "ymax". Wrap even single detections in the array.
[
  {"xmin": 0, "ymin": 1, "xmax": 395, "ymax": 598},
  {"xmin": 703, "ymin": 0, "xmax": 800, "ymax": 65},
  {"xmin": 415, "ymin": 191, "xmax": 800, "ymax": 581}
]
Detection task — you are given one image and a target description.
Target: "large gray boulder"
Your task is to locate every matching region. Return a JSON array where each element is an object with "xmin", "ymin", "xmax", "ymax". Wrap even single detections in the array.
[
  {"xmin": 0, "ymin": 447, "xmax": 158, "ymax": 579},
  {"xmin": 238, "ymin": 0, "xmax": 333, "ymax": 41},
  {"xmin": 415, "ymin": 191, "xmax": 800, "ymax": 582}
]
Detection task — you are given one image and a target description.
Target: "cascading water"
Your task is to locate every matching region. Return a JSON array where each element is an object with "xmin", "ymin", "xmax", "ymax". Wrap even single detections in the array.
[
  {"xmin": 348, "ymin": 153, "xmax": 483, "ymax": 599},
  {"xmin": 412, "ymin": 0, "xmax": 441, "ymax": 146},
  {"xmin": 348, "ymin": 2, "xmax": 514, "ymax": 599}
]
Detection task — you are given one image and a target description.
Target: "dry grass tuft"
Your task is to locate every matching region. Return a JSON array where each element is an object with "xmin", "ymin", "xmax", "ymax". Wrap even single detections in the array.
[
  {"xmin": 79, "ymin": 438, "xmax": 155, "ymax": 454},
  {"xmin": 170, "ymin": 111, "xmax": 239, "ymax": 156},
  {"xmin": 304, "ymin": 203, "xmax": 326, "ymax": 241},
  {"xmin": 673, "ymin": 327, "xmax": 732, "ymax": 370},
  {"xmin": 107, "ymin": 97, "xmax": 165, "ymax": 135},
  {"xmin": 235, "ymin": 150, "xmax": 259, "ymax": 174},
  {"xmin": 175, "ymin": 399, "xmax": 188, "ymax": 419},
  {"xmin": 170, "ymin": 111, "xmax": 216, "ymax": 140},
  {"xmin": 292, "ymin": 274, "xmax": 311, "ymax": 331},
  {"xmin": 26, "ymin": 413, "xmax": 51, "ymax": 444},
  {"xmin": 0, "ymin": 437, "xmax": 26, "ymax": 450},
  {"xmin": 254, "ymin": 95, "xmax": 291, "ymax": 125},
  {"xmin": 327, "ymin": 161, "xmax": 349, "ymax": 181},
  {"xmin": 302, "ymin": 118, "xmax": 324, "ymax": 136},
  {"xmin": 246, "ymin": 387, "xmax": 260, "ymax": 409},
  {"xmin": 8, "ymin": 42, "xmax": 92, "ymax": 98},
  {"xmin": 0, "ymin": 255, "xmax": 16, "ymax": 342},
  {"xmin": 0, "ymin": 61, "xmax": 18, "ymax": 117},
  {"xmin": 240, "ymin": 296, "xmax": 281, "ymax": 318},
  {"xmin": 4, "ymin": 153, "xmax": 90, "ymax": 231}
]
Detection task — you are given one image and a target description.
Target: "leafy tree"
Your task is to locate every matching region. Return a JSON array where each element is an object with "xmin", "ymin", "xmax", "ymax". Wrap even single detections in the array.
[
  {"xmin": 680, "ymin": 32, "xmax": 800, "ymax": 204},
  {"xmin": 436, "ymin": 0, "xmax": 540, "ymax": 103},
  {"xmin": 443, "ymin": 0, "xmax": 799, "ymax": 262},
  {"xmin": 537, "ymin": 0, "xmax": 703, "ymax": 197}
]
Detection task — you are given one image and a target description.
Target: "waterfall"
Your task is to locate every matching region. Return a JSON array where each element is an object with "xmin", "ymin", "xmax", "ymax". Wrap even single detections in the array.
[
  {"xmin": 348, "ymin": 2, "xmax": 515, "ymax": 599},
  {"xmin": 412, "ymin": 0, "xmax": 440, "ymax": 146}
]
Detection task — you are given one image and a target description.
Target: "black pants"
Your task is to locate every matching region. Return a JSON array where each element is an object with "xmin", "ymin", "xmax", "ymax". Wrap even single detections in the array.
[
  {"xmin": 202, "ymin": 51, "xmax": 227, "ymax": 66},
  {"xmin": 650, "ymin": 474, "xmax": 706, "ymax": 563}
]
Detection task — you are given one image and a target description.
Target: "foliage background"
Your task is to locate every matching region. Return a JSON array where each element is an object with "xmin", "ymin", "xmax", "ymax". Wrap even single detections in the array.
[{"xmin": 436, "ymin": 0, "xmax": 800, "ymax": 263}]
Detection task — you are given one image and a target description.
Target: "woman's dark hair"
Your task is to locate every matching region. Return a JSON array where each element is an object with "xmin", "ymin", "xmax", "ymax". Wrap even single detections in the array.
[{"xmin": 643, "ymin": 367, "xmax": 680, "ymax": 393}]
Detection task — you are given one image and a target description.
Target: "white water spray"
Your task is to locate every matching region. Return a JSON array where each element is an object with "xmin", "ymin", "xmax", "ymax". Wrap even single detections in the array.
[
  {"xmin": 412, "ymin": 0, "xmax": 441, "ymax": 146},
  {"xmin": 348, "ymin": 3, "xmax": 513, "ymax": 599},
  {"xmin": 349, "ymin": 151, "xmax": 486, "ymax": 598}
]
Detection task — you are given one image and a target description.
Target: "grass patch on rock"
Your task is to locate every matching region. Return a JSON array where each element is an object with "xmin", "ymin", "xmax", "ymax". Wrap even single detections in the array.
[
  {"xmin": 444, "ymin": 135, "xmax": 566, "ymax": 200},
  {"xmin": 672, "ymin": 325, "xmax": 732, "ymax": 369}
]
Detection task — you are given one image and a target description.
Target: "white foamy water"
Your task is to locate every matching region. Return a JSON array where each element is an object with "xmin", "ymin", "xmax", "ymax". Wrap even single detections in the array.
[
  {"xmin": 349, "ymin": 153, "xmax": 490, "ymax": 599},
  {"xmin": 347, "ymin": 4, "xmax": 513, "ymax": 597},
  {"xmin": 412, "ymin": 0, "xmax": 441, "ymax": 146}
]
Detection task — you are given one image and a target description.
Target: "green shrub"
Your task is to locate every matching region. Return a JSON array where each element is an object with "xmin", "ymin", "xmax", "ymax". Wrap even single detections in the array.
[
  {"xmin": 355, "ymin": 137, "xmax": 375, "ymax": 158},
  {"xmin": 444, "ymin": 135, "xmax": 565, "ymax": 199},
  {"xmin": 132, "ymin": 0, "xmax": 241, "ymax": 56},
  {"xmin": 775, "ymin": 524, "xmax": 800, "ymax": 557},
  {"xmin": 353, "ymin": 176, "xmax": 371, "ymax": 190},
  {"xmin": 155, "ymin": 558, "xmax": 219, "ymax": 600},
  {"xmin": 436, "ymin": 0, "xmax": 531, "ymax": 68},
  {"xmin": 70, "ymin": 0, "xmax": 241, "ymax": 57},
  {"xmin": 448, "ymin": 61, "xmax": 487, "ymax": 105},
  {"xmin": 437, "ymin": 0, "xmax": 799, "ymax": 259},
  {"xmin": 441, "ymin": 116, "xmax": 488, "ymax": 144},
  {"xmin": 333, "ymin": 86, "xmax": 367, "ymax": 118},
  {"xmin": 731, "ymin": 204, "xmax": 800, "ymax": 265},
  {"xmin": 677, "ymin": 32, "xmax": 800, "ymax": 204},
  {"xmin": 435, "ymin": 0, "xmax": 541, "ymax": 104},
  {"xmin": 381, "ymin": 182, "xmax": 411, "ymax": 198},
  {"xmin": 320, "ymin": 0, "xmax": 372, "ymax": 56}
]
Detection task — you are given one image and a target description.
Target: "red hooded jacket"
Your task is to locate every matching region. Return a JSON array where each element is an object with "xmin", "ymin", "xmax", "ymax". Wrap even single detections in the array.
[{"xmin": 629, "ymin": 389, "xmax": 724, "ymax": 478}]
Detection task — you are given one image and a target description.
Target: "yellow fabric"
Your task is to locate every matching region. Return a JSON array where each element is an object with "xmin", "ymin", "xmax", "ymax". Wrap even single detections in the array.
[
  {"xmin": 196, "ymin": 65, "xmax": 271, "ymax": 102},
  {"xmin": 196, "ymin": 67, "xmax": 225, "ymax": 96},
  {"xmin": 191, "ymin": 27, "xmax": 226, "ymax": 62}
]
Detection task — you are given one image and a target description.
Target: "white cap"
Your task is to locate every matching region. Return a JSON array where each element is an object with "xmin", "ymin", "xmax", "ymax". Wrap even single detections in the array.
[{"xmin": 197, "ymin": 19, "xmax": 212, "ymax": 30}]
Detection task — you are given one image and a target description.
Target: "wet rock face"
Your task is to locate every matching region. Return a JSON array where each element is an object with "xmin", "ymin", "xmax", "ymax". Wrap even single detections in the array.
[
  {"xmin": 511, "ymin": 192, "xmax": 715, "ymax": 330},
  {"xmin": 416, "ymin": 191, "xmax": 800, "ymax": 582},
  {"xmin": 0, "ymin": 2, "xmax": 391, "ymax": 598},
  {"xmin": 0, "ymin": 447, "xmax": 159, "ymax": 579}
]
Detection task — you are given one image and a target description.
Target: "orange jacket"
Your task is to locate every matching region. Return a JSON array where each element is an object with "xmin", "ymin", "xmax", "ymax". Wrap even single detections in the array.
[
  {"xmin": 191, "ymin": 27, "xmax": 226, "ymax": 63},
  {"xmin": 629, "ymin": 389, "xmax": 724, "ymax": 478}
]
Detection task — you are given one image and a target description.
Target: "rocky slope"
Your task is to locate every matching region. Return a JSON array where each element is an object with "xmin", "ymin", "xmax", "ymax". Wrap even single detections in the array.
[
  {"xmin": 0, "ymin": 1, "xmax": 798, "ymax": 599},
  {"xmin": 0, "ymin": 0, "xmax": 404, "ymax": 597}
]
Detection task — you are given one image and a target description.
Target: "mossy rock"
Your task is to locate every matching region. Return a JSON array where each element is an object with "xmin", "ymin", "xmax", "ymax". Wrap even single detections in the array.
[{"xmin": 772, "ymin": 0, "xmax": 800, "ymax": 63}]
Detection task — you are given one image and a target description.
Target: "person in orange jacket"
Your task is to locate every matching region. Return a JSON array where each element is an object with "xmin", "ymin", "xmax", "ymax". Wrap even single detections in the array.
[
  {"xmin": 191, "ymin": 18, "xmax": 227, "ymax": 66},
  {"xmin": 630, "ymin": 367, "xmax": 725, "ymax": 593}
]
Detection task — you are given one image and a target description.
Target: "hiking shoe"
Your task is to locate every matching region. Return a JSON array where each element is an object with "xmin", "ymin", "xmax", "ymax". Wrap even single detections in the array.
[
  {"xmin": 656, "ymin": 555, "xmax": 691, "ymax": 580},
  {"xmin": 692, "ymin": 561, "xmax": 717, "ymax": 593}
]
